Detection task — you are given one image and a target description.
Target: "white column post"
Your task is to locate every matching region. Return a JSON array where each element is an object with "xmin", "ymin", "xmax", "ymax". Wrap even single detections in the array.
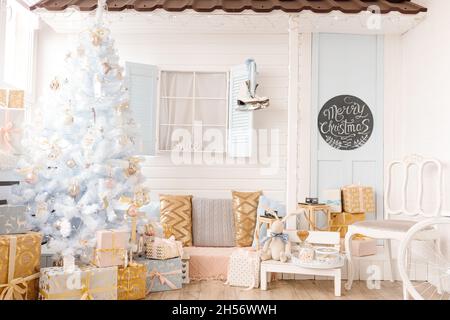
[{"xmin": 286, "ymin": 15, "xmax": 300, "ymax": 228}]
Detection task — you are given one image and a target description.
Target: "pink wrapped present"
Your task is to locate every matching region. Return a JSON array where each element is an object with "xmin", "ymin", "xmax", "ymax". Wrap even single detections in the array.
[
  {"xmin": 351, "ymin": 237, "xmax": 377, "ymax": 257},
  {"xmin": 93, "ymin": 229, "xmax": 129, "ymax": 267}
]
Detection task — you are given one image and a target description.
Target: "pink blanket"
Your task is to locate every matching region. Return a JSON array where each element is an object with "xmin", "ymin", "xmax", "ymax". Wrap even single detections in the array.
[{"xmin": 184, "ymin": 247, "xmax": 253, "ymax": 281}]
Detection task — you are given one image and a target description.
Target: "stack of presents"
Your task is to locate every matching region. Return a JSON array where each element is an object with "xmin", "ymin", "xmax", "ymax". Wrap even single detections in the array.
[
  {"xmin": 325, "ymin": 185, "xmax": 377, "ymax": 257},
  {"xmin": 0, "ymin": 203, "xmax": 187, "ymax": 300}
]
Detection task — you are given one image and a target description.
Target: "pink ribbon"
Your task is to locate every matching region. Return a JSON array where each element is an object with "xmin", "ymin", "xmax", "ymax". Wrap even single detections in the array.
[
  {"xmin": 0, "ymin": 111, "xmax": 19, "ymax": 151},
  {"xmin": 147, "ymin": 268, "xmax": 181, "ymax": 294}
]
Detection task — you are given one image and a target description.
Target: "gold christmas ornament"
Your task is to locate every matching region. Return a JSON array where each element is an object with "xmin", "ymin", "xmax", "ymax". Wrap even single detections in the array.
[
  {"xmin": 116, "ymin": 102, "xmax": 129, "ymax": 114},
  {"xmin": 64, "ymin": 114, "xmax": 74, "ymax": 125},
  {"xmin": 124, "ymin": 157, "xmax": 141, "ymax": 177},
  {"xmin": 91, "ymin": 28, "xmax": 105, "ymax": 46},
  {"xmin": 102, "ymin": 196, "xmax": 109, "ymax": 209},
  {"xmin": 103, "ymin": 62, "xmax": 112, "ymax": 74},
  {"xmin": 48, "ymin": 145, "xmax": 62, "ymax": 160},
  {"xmin": 50, "ymin": 78, "xmax": 60, "ymax": 91},
  {"xmin": 68, "ymin": 182, "xmax": 80, "ymax": 198},
  {"xmin": 133, "ymin": 187, "xmax": 150, "ymax": 208}
]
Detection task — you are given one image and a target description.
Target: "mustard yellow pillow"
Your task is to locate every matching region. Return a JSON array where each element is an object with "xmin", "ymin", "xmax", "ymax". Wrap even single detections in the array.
[
  {"xmin": 160, "ymin": 195, "xmax": 193, "ymax": 246},
  {"xmin": 232, "ymin": 191, "xmax": 262, "ymax": 247}
]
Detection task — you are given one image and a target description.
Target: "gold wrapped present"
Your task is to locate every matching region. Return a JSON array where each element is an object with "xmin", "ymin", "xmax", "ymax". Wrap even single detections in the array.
[
  {"xmin": 0, "ymin": 89, "xmax": 6, "ymax": 107},
  {"xmin": 0, "ymin": 232, "xmax": 42, "ymax": 300},
  {"xmin": 342, "ymin": 185, "xmax": 375, "ymax": 213},
  {"xmin": 330, "ymin": 212, "xmax": 365, "ymax": 238},
  {"xmin": 0, "ymin": 89, "xmax": 24, "ymax": 109},
  {"xmin": 118, "ymin": 262, "xmax": 146, "ymax": 300},
  {"xmin": 8, "ymin": 90, "xmax": 24, "ymax": 109},
  {"xmin": 39, "ymin": 265, "xmax": 117, "ymax": 300},
  {"xmin": 144, "ymin": 236, "xmax": 183, "ymax": 260}
]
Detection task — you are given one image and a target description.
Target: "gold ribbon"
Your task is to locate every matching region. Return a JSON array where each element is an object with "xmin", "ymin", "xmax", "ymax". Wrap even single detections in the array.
[
  {"xmin": 0, "ymin": 236, "xmax": 39, "ymax": 300},
  {"xmin": 39, "ymin": 270, "xmax": 116, "ymax": 300},
  {"xmin": 94, "ymin": 230, "xmax": 127, "ymax": 266},
  {"xmin": 146, "ymin": 268, "xmax": 181, "ymax": 294}
]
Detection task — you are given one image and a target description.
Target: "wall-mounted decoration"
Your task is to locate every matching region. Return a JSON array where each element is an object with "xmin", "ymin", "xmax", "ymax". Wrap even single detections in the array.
[{"xmin": 318, "ymin": 95, "xmax": 373, "ymax": 151}]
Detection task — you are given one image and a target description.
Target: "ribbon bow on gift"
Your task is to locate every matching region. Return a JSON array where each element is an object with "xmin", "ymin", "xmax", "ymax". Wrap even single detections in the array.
[
  {"xmin": 261, "ymin": 232, "xmax": 289, "ymax": 245},
  {"xmin": 0, "ymin": 112, "xmax": 19, "ymax": 152},
  {"xmin": 146, "ymin": 268, "xmax": 181, "ymax": 294},
  {"xmin": 0, "ymin": 236, "xmax": 39, "ymax": 300}
]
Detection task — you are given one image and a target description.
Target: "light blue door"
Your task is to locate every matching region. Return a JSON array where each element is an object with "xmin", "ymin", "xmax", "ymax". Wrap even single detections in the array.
[{"xmin": 311, "ymin": 33, "xmax": 384, "ymax": 221}]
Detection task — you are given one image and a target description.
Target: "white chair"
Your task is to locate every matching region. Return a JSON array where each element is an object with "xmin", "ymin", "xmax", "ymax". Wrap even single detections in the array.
[{"xmin": 344, "ymin": 155, "xmax": 443, "ymax": 297}]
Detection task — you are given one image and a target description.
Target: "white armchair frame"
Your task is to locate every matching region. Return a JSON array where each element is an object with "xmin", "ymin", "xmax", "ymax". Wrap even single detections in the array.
[{"xmin": 344, "ymin": 154, "xmax": 443, "ymax": 296}]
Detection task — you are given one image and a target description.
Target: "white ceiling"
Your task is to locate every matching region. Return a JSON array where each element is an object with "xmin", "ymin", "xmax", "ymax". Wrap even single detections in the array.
[{"xmin": 33, "ymin": 8, "xmax": 427, "ymax": 35}]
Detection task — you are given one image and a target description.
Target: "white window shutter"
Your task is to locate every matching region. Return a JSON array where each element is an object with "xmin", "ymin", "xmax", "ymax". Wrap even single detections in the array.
[
  {"xmin": 228, "ymin": 63, "xmax": 253, "ymax": 157},
  {"xmin": 126, "ymin": 62, "xmax": 158, "ymax": 156}
]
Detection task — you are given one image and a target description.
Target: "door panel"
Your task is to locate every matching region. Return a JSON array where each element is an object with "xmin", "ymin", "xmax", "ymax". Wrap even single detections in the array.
[{"xmin": 311, "ymin": 33, "xmax": 384, "ymax": 221}]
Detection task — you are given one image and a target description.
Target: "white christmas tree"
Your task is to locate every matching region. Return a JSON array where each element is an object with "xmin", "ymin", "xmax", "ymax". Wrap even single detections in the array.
[{"xmin": 11, "ymin": 2, "xmax": 148, "ymax": 262}]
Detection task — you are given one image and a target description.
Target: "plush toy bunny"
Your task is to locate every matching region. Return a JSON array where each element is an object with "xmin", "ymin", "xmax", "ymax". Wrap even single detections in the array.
[{"xmin": 260, "ymin": 216, "xmax": 291, "ymax": 263}]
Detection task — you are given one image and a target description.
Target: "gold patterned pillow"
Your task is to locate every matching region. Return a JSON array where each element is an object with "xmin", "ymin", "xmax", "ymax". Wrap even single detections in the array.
[
  {"xmin": 232, "ymin": 191, "xmax": 262, "ymax": 247},
  {"xmin": 160, "ymin": 195, "xmax": 193, "ymax": 246}
]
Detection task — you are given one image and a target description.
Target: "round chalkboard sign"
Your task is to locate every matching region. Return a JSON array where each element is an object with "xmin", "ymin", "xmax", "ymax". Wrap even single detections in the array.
[{"xmin": 318, "ymin": 95, "xmax": 373, "ymax": 151}]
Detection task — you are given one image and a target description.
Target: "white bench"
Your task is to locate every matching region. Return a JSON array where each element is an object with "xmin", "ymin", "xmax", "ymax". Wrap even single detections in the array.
[{"xmin": 260, "ymin": 230, "xmax": 342, "ymax": 297}]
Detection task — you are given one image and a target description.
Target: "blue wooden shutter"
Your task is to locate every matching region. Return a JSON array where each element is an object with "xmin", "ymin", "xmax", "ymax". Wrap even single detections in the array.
[
  {"xmin": 126, "ymin": 62, "xmax": 158, "ymax": 156},
  {"xmin": 228, "ymin": 63, "xmax": 253, "ymax": 157}
]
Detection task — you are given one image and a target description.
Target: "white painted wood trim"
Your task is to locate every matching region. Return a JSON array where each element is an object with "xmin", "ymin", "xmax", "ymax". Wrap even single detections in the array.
[
  {"xmin": 286, "ymin": 14, "xmax": 300, "ymax": 224},
  {"xmin": 297, "ymin": 32, "xmax": 312, "ymax": 205}
]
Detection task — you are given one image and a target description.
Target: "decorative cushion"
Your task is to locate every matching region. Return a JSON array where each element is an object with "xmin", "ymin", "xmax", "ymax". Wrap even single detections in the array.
[
  {"xmin": 252, "ymin": 196, "xmax": 286, "ymax": 248},
  {"xmin": 192, "ymin": 198, "xmax": 235, "ymax": 247},
  {"xmin": 232, "ymin": 191, "xmax": 261, "ymax": 247},
  {"xmin": 160, "ymin": 195, "xmax": 193, "ymax": 246}
]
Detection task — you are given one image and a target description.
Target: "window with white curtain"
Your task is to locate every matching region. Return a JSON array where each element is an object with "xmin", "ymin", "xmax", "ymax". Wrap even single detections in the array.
[
  {"xmin": 1, "ymin": 0, "xmax": 38, "ymax": 96},
  {"xmin": 158, "ymin": 71, "xmax": 228, "ymax": 152}
]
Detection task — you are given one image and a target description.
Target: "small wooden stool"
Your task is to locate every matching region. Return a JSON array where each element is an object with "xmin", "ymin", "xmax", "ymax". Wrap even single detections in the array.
[{"xmin": 297, "ymin": 203, "xmax": 332, "ymax": 231}]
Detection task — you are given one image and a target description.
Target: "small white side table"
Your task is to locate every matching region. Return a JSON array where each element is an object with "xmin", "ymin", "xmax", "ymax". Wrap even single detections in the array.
[{"xmin": 260, "ymin": 260, "xmax": 342, "ymax": 297}]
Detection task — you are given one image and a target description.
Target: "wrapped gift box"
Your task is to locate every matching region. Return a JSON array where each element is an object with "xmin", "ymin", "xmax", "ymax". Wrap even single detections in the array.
[
  {"xmin": 342, "ymin": 185, "xmax": 375, "ymax": 213},
  {"xmin": 323, "ymin": 189, "xmax": 342, "ymax": 213},
  {"xmin": 145, "ymin": 236, "xmax": 183, "ymax": 260},
  {"xmin": 351, "ymin": 237, "xmax": 377, "ymax": 257},
  {"xmin": 39, "ymin": 265, "xmax": 117, "ymax": 300},
  {"xmin": 118, "ymin": 262, "xmax": 146, "ymax": 300},
  {"xmin": 226, "ymin": 249, "xmax": 260, "ymax": 289},
  {"xmin": 136, "ymin": 257, "xmax": 182, "ymax": 293},
  {"xmin": 93, "ymin": 229, "xmax": 129, "ymax": 267},
  {"xmin": 330, "ymin": 212, "xmax": 365, "ymax": 238},
  {"xmin": 0, "ymin": 205, "xmax": 28, "ymax": 234},
  {"xmin": 0, "ymin": 232, "xmax": 42, "ymax": 300},
  {"xmin": 0, "ymin": 89, "xmax": 24, "ymax": 109}
]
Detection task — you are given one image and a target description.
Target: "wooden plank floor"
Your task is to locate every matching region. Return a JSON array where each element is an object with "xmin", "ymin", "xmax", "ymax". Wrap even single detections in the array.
[{"xmin": 147, "ymin": 280, "xmax": 403, "ymax": 300}]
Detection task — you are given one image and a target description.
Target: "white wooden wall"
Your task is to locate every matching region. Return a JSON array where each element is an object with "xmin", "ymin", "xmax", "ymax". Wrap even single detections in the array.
[{"xmin": 35, "ymin": 27, "xmax": 294, "ymax": 201}]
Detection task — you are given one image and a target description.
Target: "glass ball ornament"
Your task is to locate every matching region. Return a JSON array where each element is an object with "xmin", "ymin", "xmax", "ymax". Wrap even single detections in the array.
[
  {"xmin": 25, "ymin": 171, "xmax": 38, "ymax": 184},
  {"xmin": 66, "ymin": 159, "xmax": 77, "ymax": 168}
]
